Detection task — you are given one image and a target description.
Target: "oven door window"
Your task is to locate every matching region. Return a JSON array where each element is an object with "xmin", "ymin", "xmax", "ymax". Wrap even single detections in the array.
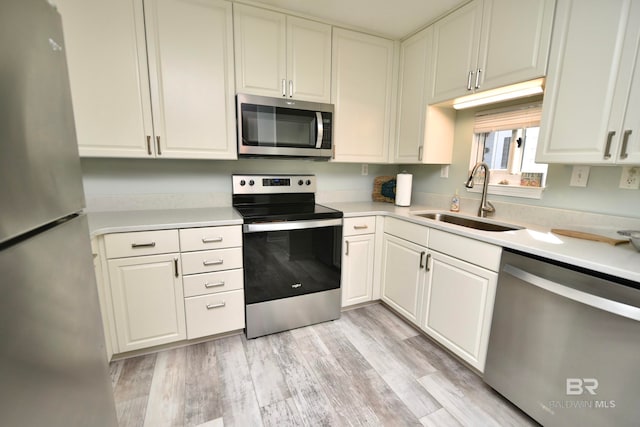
[
  {"xmin": 241, "ymin": 104, "xmax": 330, "ymax": 149},
  {"xmin": 243, "ymin": 226, "xmax": 341, "ymax": 304}
]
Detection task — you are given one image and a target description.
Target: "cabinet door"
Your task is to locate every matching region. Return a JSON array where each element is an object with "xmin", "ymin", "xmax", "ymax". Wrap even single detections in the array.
[
  {"xmin": 332, "ymin": 29, "xmax": 395, "ymax": 163},
  {"xmin": 233, "ymin": 4, "xmax": 286, "ymax": 97},
  {"xmin": 380, "ymin": 234, "xmax": 427, "ymax": 324},
  {"xmin": 421, "ymin": 251, "xmax": 497, "ymax": 372},
  {"xmin": 536, "ymin": 0, "xmax": 633, "ymax": 164},
  {"xmin": 287, "ymin": 16, "xmax": 332, "ymax": 102},
  {"xmin": 341, "ymin": 234, "xmax": 375, "ymax": 307},
  {"xmin": 395, "ymin": 28, "xmax": 431, "ymax": 163},
  {"xmin": 56, "ymin": 0, "xmax": 153, "ymax": 157},
  {"xmin": 615, "ymin": 2, "xmax": 640, "ymax": 164},
  {"xmin": 477, "ymin": 0, "xmax": 554, "ymax": 92},
  {"xmin": 428, "ymin": 0, "xmax": 483, "ymax": 103},
  {"xmin": 145, "ymin": 0, "xmax": 237, "ymax": 159},
  {"xmin": 108, "ymin": 253, "xmax": 186, "ymax": 352}
]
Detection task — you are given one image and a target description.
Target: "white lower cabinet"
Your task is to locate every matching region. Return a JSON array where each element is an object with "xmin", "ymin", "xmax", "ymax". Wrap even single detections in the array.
[
  {"xmin": 381, "ymin": 218, "xmax": 501, "ymax": 373},
  {"xmin": 108, "ymin": 253, "xmax": 186, "ymax": 353},
  {"xmin": 342, "ymin": 234, "xmax": 376, "ymax": 307},
  {"xmin": 421, "ymin": 250, "xmax": 498, "ymax": 372},
  {"xmin": 380, "ymin": 233, "xmax": 428, "ymax": 325},
  {"xmin": 179, "ymin": 226, "xmax": 245, "ymax": 340}
]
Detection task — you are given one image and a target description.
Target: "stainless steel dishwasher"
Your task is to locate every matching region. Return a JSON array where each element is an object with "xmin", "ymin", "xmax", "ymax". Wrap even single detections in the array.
[{"xmin": 484, "ymin": 249, "xmax": 640, "ymax": 427}]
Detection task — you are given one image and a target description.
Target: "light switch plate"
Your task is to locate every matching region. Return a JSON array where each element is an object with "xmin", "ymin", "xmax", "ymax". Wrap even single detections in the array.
[
  {"xmin": 569, "ymin": 165, "xmax": 590, "ymax": 187},
  {"xmin": 361, "ymin": 164, "xmax": 368, "ymax": 176},
  {"xmin": 619, "ymin": 166, "xmax": 640, "ymax": 189},
  {"xmin": 440, "ymin": 165, "xmax": 449, "ymax": 178}
]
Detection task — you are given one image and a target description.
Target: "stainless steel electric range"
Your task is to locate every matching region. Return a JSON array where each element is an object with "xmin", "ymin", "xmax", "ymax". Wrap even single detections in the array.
[{"xmin": 232, "ymin": 174, "xmax": 343, "ymax": 339}]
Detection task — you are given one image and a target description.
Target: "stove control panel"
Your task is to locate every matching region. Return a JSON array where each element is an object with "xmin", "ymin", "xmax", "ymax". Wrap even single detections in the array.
[{"xmin": 232, "ymin": 174, "xmax": 316, "ymax": 194}]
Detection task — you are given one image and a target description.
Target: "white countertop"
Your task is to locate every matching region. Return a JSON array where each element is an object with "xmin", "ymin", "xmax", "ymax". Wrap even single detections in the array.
[
  {"xmin": 324, "ymin": 201, "xmax": 640, "ymax": 284},
  {"xmin": 87, "ymin": 202, "xmax": 640, "ymax": 283},
  {"xmin": 87, "ymin": 207, "xmax": 243, "ymax": 236}
]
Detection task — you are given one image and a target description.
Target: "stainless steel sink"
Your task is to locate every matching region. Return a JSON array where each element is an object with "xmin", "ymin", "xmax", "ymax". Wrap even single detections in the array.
[{"xmin": 413, "ymin": 212, "xmax": 523, "ymax": 232}]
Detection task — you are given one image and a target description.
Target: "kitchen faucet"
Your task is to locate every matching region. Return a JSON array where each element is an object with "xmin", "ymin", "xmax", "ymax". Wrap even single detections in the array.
[{"xmin": 465, "ymin": 162, "xmax": 495, "ymax": 218}]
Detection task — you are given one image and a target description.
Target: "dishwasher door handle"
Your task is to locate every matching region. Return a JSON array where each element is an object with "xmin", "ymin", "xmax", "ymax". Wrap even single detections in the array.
[{"xmin": 503, "ymin": 264, "xmax": 640, "ymax": 321}]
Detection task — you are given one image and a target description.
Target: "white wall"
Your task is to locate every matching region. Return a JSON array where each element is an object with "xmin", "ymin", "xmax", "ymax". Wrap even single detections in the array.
[{"xmin": 80, "ymin": 157, "xmax": 400, "ymax": 207}]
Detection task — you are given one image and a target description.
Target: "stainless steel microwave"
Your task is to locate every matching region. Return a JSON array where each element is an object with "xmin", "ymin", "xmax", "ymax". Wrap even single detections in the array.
[{"xmin": 237, "ymin": 94, "xmax": 333, "ymax": 159}]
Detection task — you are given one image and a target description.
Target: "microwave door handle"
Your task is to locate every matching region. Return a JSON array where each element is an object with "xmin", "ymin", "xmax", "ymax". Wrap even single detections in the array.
[{"xmin": 315, "ymin": 112, "xmax": 324, "ymax": 148}]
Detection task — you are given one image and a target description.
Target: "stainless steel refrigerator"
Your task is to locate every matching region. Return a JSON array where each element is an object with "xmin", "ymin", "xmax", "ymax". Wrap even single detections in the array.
[{"xmin": 0, "ymin": 1, "xmax": 118, "ymax": 425}]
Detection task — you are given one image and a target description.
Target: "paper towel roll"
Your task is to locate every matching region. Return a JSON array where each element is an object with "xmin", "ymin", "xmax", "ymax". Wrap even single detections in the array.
[{"xmin": 395, "ymin": 172, "xmax": 412, "ymax": 207}]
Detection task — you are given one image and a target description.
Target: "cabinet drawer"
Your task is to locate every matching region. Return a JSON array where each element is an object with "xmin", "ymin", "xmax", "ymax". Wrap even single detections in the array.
[
  {"xmin": 181, "ymin": 247, "xmax": 243, "ymax": 275},
  {"xmin": 429, "ymin": 229, "xmax": 502, "ymax": 272},
  {"xmin": 384, "ymin": 217, "xmax": 429, "ymax": 247},
  {"xmin": 343, "ymin": 216, "xmax": 376, "ymax": 236},
  {"xmin": 104, "ymin": 229, "xmax": 179, "ymax": 258},
  {"xmin": 184, "ymin": 290, "xmax": 245, "ymax": 339},
  {"xmin": 183, "ymin": 269, "xmax": 244, "ymax": 297},
  {"xmin": 179, "ymin": 225, "xmax": 242, "ymax": 252}
]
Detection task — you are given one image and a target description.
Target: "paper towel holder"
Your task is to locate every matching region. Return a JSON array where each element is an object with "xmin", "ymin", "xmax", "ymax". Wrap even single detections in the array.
[{"xmin": 395, "ymin": 171, "xmax": 413, "ymax": 207}]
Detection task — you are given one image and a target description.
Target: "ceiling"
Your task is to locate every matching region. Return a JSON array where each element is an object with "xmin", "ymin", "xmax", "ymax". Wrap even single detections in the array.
[{"xmin": 246, "ymin": 0, "xmax": 468, "ymax": 39}]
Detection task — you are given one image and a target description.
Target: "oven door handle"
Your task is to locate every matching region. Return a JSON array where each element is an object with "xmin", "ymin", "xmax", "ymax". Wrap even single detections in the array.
[{"xmin": 243, "ymin": 218, "xmax": 342, "ymax": 233}]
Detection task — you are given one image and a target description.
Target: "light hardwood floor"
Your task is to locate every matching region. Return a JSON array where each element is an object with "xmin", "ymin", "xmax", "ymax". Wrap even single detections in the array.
[{"xmin": 110, "ymin": 303, "xmax": 537, "ymax": 426}]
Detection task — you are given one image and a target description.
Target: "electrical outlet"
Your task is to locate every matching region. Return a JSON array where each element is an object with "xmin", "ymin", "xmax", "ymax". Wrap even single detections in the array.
[
  {"xmin": 440, "ymin": 165, "xmax": 450, "ymax": 178},
  {"xmin": 569, "ymin": 165, "xmax": 590, "ymax": 187},
  {"xmin": 619, "ymin": 166, "xmax": 640, "ymax": 189},
  {"xmin": 361, "ymin": 164, "xmax": 368, "ymax": 176}
]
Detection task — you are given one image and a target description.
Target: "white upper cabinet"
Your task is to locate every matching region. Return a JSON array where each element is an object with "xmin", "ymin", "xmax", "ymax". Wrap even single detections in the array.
[
  {"xmin": 233, "ymin": 4, "xmax": 331, "ymax": 102},
  {"xmin": 58, "ymin": 0, "xmax": 237, "ymax": 159},
  {"xmin": 145, "ymin": 0, "xmax": 237, "ymax": 159},
  {"xmin": 56, "ymin": 0, "xmax": 153, "ymax": 157},
  {"xmin": 429, "ymin": 0, "xmax": 554, "ymax": 103},
  {"xmin": 536, "ymin": 0, "xmax": 640, "ymax": 164},
  {"xmin": 332, "ymin": 28, "xmax": 395, "ymax": 163},
  {"xmin": 394, "ymin": 27, "xmax": 455, "ymax": 164}
]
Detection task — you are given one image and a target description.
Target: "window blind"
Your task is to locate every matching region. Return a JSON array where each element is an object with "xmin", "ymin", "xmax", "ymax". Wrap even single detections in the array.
[{"xmin": 473, "ymin": 103, "xmax": 542, "ymax": 133}]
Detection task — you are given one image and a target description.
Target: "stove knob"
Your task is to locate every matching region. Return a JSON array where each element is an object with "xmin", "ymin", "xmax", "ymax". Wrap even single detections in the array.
[
  {"xmin": 249, "ymin": 179, "xmax": 255, "ymax": 186},
  {"xmin": 306, "ymin": 179, "xmax": 312, "ymax": 186},
  {"xmin": 298, "ymin": 179, "xmax": 304, "ymax": 186},
  {"xmin": 239, "ymin": 179, "xmax": 246, "ymax": 186}
]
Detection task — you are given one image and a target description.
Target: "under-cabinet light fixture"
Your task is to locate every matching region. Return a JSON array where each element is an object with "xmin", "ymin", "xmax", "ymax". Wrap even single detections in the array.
[{"xmin": 452, "ymin": 78, "xmax": 545, "ymax": 110}]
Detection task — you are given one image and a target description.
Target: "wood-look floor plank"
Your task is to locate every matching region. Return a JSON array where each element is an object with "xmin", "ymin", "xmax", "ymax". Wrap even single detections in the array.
[
  {"xmin": 184, "ymin": 341, "xmax": 221, "ymax": 427},
  {"xmin": 339, "ymin": 313, "xmax": 441, "ymax": 419},
  {"xmin": 111, "ymin": 354, "xmax": 156, "ymax": 427},
  {"xmin": 420, "ymin": 407, "xmax": 463, "ymax": 427},
  {"xmin": 404, "ymin": 335, "xmax": 537, "ymax": 426},
  {"xmin": 365, "ymin": 303, "xmax": 420, "ymax": 340},
  {"xmin": 143, "ymin": 347, "xmax": 186, "ymax": 427},
  {"xmin": 110, "ymin": 359, "xmax": 123, "ymax": 388},
  {"xmin": 244, "ymin": 333, "xmax": 291, "ymax": 408},
  {"xmin": 347, "ymin": 307, "xmax": 438, "ymax": 378},
  {"xmin": 418, "ymin": 372, "xmax": 503, "ymax": 427},
  {"xmin": 214, "ymin": 335, "xmax": 263, "ymax": 427},
  {"xmin": 268, "ymin": 331, "xmax": 343, "ymax": 426},
  {"xmin": 313, "ymin": 320, "xmax": 421, "ymax": 426},
  {"xmin": 260, "ymin": 397, "xmax": 304, "ymax": 427},
  {"xmin": 292, "ymin": 325, "xmax": 382, "ymax": 425}
]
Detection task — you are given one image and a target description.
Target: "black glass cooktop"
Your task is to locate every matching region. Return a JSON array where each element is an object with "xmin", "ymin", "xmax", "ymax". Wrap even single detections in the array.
[{"xmin": 232, "ymin": 193, "xmax": 342, "ymax": 224}]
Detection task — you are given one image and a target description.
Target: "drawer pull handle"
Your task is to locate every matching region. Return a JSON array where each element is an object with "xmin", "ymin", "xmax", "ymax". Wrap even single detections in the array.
[
  {"xmin": 203, "ymin": 259, "xmax": 224, "ymax": 266},
  {"xmin": 206, "ymin": 302, "xmax": 226, "ymax": 310},
  {"xmin": 353, "ymin": 225, "xmax": 368, "ymax": 230},
  {"xmin": 202, "ymin": 237, "xmax": 223, "ymax": 243},
  {"xmin": 173, "ymin": 257, "xmax": 179, "ymax": 278},
  {"xmin": 205, "ymin": 281, "xmax": 225, "ymax": 288},
  {"xmin": 131, "ymin": 242, "xmax": 156, "ymax": 248}
]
